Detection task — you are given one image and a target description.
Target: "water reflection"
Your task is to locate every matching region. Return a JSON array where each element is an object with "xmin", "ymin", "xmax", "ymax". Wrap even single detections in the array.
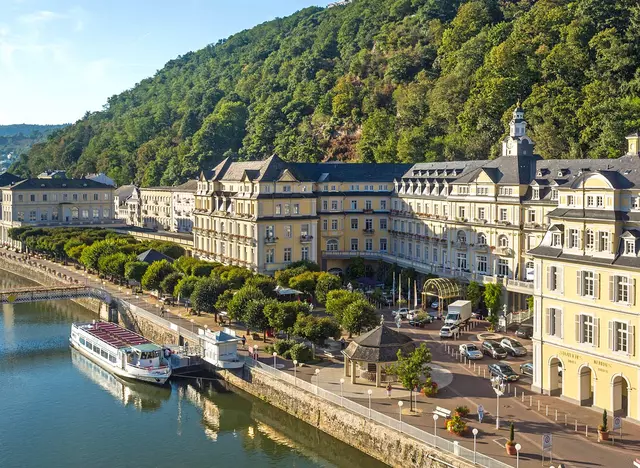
[{"xmin": 71, "ymin": 348, "xmax": 171, "ymax": 412}]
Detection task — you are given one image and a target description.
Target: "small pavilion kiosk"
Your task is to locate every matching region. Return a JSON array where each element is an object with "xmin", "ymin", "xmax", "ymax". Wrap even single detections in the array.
[{"xmin": 343, "ymin": 324, "xmax": 415, "ymax": 387}]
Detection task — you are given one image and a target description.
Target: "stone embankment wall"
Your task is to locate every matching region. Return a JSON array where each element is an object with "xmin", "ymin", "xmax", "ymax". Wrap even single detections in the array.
[{"xmin": 220, "ymin": 367, "xmax": 474, "ymax": 468}]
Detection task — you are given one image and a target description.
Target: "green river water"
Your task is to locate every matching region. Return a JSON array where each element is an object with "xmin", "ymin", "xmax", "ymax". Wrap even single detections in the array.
[{"xmin": 0, "ymin": 271, "xmax": 385, "ymax": 468}]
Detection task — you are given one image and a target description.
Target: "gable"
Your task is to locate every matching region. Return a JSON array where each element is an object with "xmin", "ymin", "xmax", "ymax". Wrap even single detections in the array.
[
  {"xmin": 475, "ymin": 171, "xmax": 495, "ymax": 184},
  {"xmin": 278, "ymin": 169, "xmax": 299, "ymax": 182}
]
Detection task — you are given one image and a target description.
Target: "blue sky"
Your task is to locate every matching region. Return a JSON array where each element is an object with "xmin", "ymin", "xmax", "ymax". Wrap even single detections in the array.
[{"xmin": 0, "ymin": 0, "xmax": 320, "ymax": 125}]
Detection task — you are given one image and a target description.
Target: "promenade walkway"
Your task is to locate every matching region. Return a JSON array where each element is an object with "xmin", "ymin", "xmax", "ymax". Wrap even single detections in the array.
[{"xmin": 3, "ymin": 249, "xmax": 639, "ymax": 467}]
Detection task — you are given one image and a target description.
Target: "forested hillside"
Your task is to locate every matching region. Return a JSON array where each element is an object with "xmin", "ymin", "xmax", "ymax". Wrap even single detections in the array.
[
  {"xmin": 0, "ymin": 124, "xmax": 67, "ymax": 156},
  {"xmin": 12, "ymin": 0, "xmax": 640, "ymax": 186}
]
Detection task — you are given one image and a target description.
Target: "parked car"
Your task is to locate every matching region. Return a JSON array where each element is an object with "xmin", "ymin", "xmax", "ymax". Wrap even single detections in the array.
[
  {"xmin": 519, "ymin": 363, "xmax": 533, "ymax": 377},
  {"xmin": 409, "ymin": 316, "xmax": 432, "ymax": 328},
  {"xmin": 500, "ymin": 338, "xmax": 527, "ymax": 357},
  {"xmin": 515, "ymin": 325, "xmax": 533, "ymax": 339},
  {"xmin": 481, "ymin": 340, "xmax": 508, "ymax": 359},
  {"xmin": 430, "ymin": 300, "xmax": 440, "ymax": 309},
  {"xmin": 488, "ymin": 363, "xmax": 519, "ymax": 382},
  {"xmin": 459, "ymin": 343, "xmax": 483, "ymax": 360},
  {"xmin": 427, "ymin": 309, "xmax": 440, "ymax": 320},
  {"xmin": 439, "ymin": 324, "xmax": 459, "ymax": 339},
  {"xmin": 392, "ymin": 308, "xmax": 410, "ymax": 319},
  {"xmin": 159, "ymin": 294, "xmax": 174, "ymax": 305},
  {"xmin": 406, "ymin": 309, "xmax": 422, "ymax": 320},
  {"xmin": 471, "ymin": 308, "xmax": 488, "ymax": 319}
]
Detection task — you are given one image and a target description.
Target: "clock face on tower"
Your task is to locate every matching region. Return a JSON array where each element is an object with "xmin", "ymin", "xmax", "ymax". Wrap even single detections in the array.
[{"xmin": 507, "ymin": 138, "xmax": 514, "ymax": 153}]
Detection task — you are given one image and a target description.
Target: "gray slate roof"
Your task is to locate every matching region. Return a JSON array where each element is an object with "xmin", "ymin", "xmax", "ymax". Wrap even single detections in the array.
[
  {"xmin": 3, "ymin": 178, "xmax": 113, "ymax": 190},
  {"xmin": 136, "ymin": 249, "xmax": 174, "ymax": 264},
  {"xmin": 344, "ymin": 325, "xmax": 415, "ymax": 363}
]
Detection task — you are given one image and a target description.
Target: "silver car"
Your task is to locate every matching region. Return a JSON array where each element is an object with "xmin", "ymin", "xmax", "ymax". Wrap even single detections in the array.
[
  {"xmin": 459, "ymin": 343, "xmax": 483, "ymax": 360},
  {"xmin": 500, "ymin": 338, "xmax": 527, "ymax": 357}
]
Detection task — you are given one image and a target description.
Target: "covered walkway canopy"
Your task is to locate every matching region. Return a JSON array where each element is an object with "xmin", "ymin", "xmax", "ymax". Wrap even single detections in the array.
[{"xmin": 421, "ymin": 277, "xmax": 461, "ymax": 315}]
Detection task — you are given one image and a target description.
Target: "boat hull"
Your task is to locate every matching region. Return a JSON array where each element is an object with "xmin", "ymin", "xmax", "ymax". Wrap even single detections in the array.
[{"xmin": 70, "ymin": 341, "xmax": 170, "ymax": 385}]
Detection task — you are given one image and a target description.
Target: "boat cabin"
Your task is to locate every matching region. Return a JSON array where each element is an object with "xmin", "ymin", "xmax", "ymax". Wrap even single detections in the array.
[{"xmin": 127, "ymin": 343, "xmax": 166, "ymax": 368}]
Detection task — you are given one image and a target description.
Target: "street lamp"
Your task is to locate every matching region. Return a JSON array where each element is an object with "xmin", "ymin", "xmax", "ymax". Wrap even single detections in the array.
[
  {"xmin": 398, "ymin": 401, "xmax": 404, "ymax": 432},
  {"xmin": 293, "ymin": 360, "xmax": 298, "ymax": 384},
  {"xmin": 272, "ymin": 351, "xmax": 277, "ymax": 368},
  {"xmin": 472, "ymin": 428, "xmax": 479, "ymax": 464},
  {"xmin": 432, "ymin": 414, "xmax": 439, "ymax": 445},
  {"xmin": 515, "ymin": 443, "xmax": 522, "ymax": 468},
  {"xmin": 367, "ymin": 389, "xmax": 372, "ymax": 418},
  {"xmin": 339, "ymin": 378, "xmax": 345, "ymax": 405}
]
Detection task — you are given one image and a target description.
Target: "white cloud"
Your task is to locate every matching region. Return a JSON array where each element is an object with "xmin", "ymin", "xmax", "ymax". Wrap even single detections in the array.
[{"xmin": 19, "ymin": 10, "xmax": 65, "ymax": 24}]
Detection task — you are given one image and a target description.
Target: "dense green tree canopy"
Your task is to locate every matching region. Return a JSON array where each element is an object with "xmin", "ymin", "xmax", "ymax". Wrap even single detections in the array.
[{"xmin": 14, "ymin": 0, "xmax": 640, "ymax": 185}]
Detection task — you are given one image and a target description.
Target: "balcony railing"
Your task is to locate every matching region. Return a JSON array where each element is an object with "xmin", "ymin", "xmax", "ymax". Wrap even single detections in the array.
[
  {"xmin": 300, "ymin": 235, "xmax": 313, "ymax": 243},
  {"xmin": 264, "ymin": 236, "xmax": 278, "ymax": 244},
  {"xmin": 506, "ymin": 278, "xmax": 534, "ymax": 292},
  {"xmin": 363, "ymin": 228, "xmax": 375, "ymax": 235}
]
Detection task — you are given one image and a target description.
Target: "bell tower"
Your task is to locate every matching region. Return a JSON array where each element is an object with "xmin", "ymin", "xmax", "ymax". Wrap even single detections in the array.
[
  {"xmin": 626, "ymin": 132, "xmax": 640, "ymax": 156},
  {"xmin": 502, "ymin": 101, "xmax": 534, "ymax": 157}
]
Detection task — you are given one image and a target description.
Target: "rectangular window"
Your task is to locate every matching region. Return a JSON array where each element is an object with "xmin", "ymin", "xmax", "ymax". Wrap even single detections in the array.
[
  {"xmin": 596, "ymin": 196, "xmax": 604, "ymax": 208},
  {"xmin": 30, "ymin": 194, "xmax": 35, "ymax": 202},
  {"xmin": 624, "ymin": 239, "xmax": 635, "ymax": 255},
  {"xmin": 365, "ymin": 218, "xmax": 373, "ymax": 231},
  {"xmin": 497, "ymin": 259, "xmax": 509, "ymax": 277},
  {"xmin": 416, "ymin": 244, "xmax": 421, "ymax": 259},
  {"xmin": 598, "ymin": 231, "xmax": 610, "ymax": 252},
  {"xmin": 477, "ymin": 207, "xmax": 485, "ymax": 220},
  {"xmin": 82, "ymin": 193, "xmax": 88, "ymax": 201},
  {"xmin": 93, "ymin": 193, "xmax": 99, "ymax": 201},
  {"xmin": 379, "ymin": 218, "xmax": 387, "ymax": 230},
  {"xmin": 433, "ymin": 248, "xmax": 438, "ymax": 263},
  {"xmin": 322, "ymin": 219, "xmax": 328, "ymax": 231},
  {"xmin": 52, "ymin": 194, "xmax": 57, "ymax": 202},
  {"xmin": 611, "ymin": 321, "xmax": 629, "ymax": 353},
  {"xmin": 266, "ymin": 225, "xmax": 275, "ymax": 239},
  {"xmin": 301, "ymin": 247, "xmax": 309, "ymax": 261},
  {"xmin": 587, "ymin": 196, "xmax": 595, "ymax": 207},
  {"xmin": 351, "ymin": 238, "xmax": 359, "ymax": 251},
  {"xmin": 266, "ymin": 249, "xmax": 274, "ymax": 263},
  {"xmin": 365, "ymin": 200, "xmax": 372, "ymax": 210},
  {"xmin": 527, "ymin": 210, "xmax": 536, "ymax": 223},
  {"xmin": 380, "ymin": 238, "xmax": 387, "ymax": 252},
  {"xmin": 567, "ymin": 195, "xmax": 574, "ymax": 206},
  {"xmin": 322, "ymin": 200, "xmax": 328, "ymax": 211},
  {"xmin": 499, "ymin": 208, "xmax": 508, "ymax": 221},
  {"xmin": 456, "ymin": 252, "xmax": 467, "ymax": 270},
  {"xmin": 284, "ymin": 248, "xmax": 292, "ymax": 263},
  {"xmin": 17, "ymin": 211, "xmax": 24, "ymax": 221},
  {"xmin": 52, "ymin": 209, "xmax": 58, "ymax": 221},
  {"xmin": 581, "ymin": 315, "xmax": 595, "ymax": 345},
  {"xmin": 610, "ymin": 275, "xmax": 633, "ymax": 304},
  {"xmin": 331, "ymin": 200, "xmax": 338, "ymax": 211},
  {"xmin": 365, "ymin": 238, "xmax": 373, "ymax": 251},
  {"xmin": 546, "ymin": 308, "xmax": 563, "ymax": 338},
  {"xmin": 40, "ymin": 212, "xmax": 48, "ymax": 221},
  {"xmin": 551, "ymin": 189, "xmax": 558, "ymax": 201},
  {"xmin": 380, "ymin": 200, "xmax": 387, "ymax": 210},
  {"xmin": 103, "ymin": 208, "xmax": 110, "ymax": 218},
  {"xmin": 275, "ymin": 204, "xmax": 282, "ymax": 215},
  {"xmin": 284, "ymin": 225, "xmax": 292, "ymax": 238},
  {"xmin": 282, "ymin": 185, "xmax": 291, "ymax": 193},
  {"xmin": 18, "ymin": 194, "xmax": 23, "ymax": 202},
  {"xmin": 323, "ymin": 185, "xmax": 328, "ymax": 192},
  {"xmin": 284, "ymin": 204, "xmax": 290, "ymax": 216},
  {"xmin": 42, "ymin": 194, "xmax": 47, "ymax": 202},
  {"xmin": 72, "ymin": 194, "xmax": 78, "ymax": 201},
  {"xmin": 477, "ymin": 255, "xmax": 487, "ymax": 274},
  {"xmin": 103, "ymin": 193, "xmax": 109, "ymax": 201},
  {"xmin": 458, "ymin": 206, "xmax": 466, "ymax": 219},
  {"xmin": 301, "ymin": 224, "xmax": 309, "ymax": 237},
  {"xmin": 586, "ymin": 230, "xmax": 595, "ymax": 250},
  {"xmin": 293, "ymin": 204, "xmax": 300, "ymax": 215},
  {"xmin": 578, "ymin": 271, "xmax": 596, "ymax": 297},
  {"xmin": 532, "ymin": 188, "xmax": 539, "ymax": 200},
  {"xmin": 351, "ymin": 218, "xmax": 358, "ymax": 230},
  {"xmin": 569, "ymin": 229, "xmax": 579, "ymax": 248},
  {"xmin": 350, "ymin": 200, "xmax": 357, "ymax": 210},
  {"xmin": 93, "ymin": 209, "xmax": 99, "ymax": 219}
]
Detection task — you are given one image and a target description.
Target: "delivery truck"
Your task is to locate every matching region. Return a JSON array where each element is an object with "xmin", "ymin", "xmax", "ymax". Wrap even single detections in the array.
[{"xmin": 444, "ymin": 300, "xmax": 472, "ymax": 327}]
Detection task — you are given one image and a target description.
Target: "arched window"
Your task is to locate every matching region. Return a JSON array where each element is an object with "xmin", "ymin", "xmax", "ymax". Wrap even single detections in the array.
[
  {"xmin": 457, "ymin": 230, "xmax": 466, "ymax": 243},
  {"xmin": 498, "ymin": 235, "xmax": 509, "ymax": 248},
  {"xmin": 71, "ymin": 207, "xmax": 79, "ymax": 220},
  {"xmin": 326, "ymin": 239, "xmax": 338, "ymax": 251},
  {"xmin": 477, "ymin": 233, "xmax": 487, "ymax": 245}
]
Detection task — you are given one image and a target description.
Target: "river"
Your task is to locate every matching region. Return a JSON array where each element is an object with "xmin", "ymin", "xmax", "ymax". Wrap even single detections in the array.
[{"xmin": 0, "ymin": 271, "xmax": 385, "ymax": 468}]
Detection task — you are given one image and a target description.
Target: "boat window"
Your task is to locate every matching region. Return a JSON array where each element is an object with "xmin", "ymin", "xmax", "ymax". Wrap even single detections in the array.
[
  {"xmin": 93, "ymin": 344, "xmax": 101, "ymax": 354},
  {"xmin": 100, "ymin": 349, "xmax": 108, "ymax": 359},
  {"xmin": 79, "ymin": 337, "xmax": 85, "ymax": 345},
  {"xmin": 109, "ymin": 355, "xmax": 117, "ymax": 363},
  {"xmin": 84, "ymin": 340, "xmax": 92, "ymax": 349}
]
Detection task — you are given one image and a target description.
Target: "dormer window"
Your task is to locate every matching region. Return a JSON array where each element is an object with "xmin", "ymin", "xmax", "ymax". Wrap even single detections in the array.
[
  {"xmin": 552, "ymin": 232, "xmax": 562, "ymax": 247},
  {"xmin": 567, "ymin": 195, "xmax": 575, "ymax": 206},
  {"xmin": 532, "ymin": 188, "xmax": 540, "ymax": 200},
  {"xmin": 282, "ymin": 185, "xmax": 291, "ymax": 193},
  {"xmin": 624, "ymin": 239, "xmax": 636, "ymax": 255},
  {"xmin": 632, "ymin": 196, "xmax": 640, "ymax": 210},
  {"xmin": 536, "ymin": 170, "xmax": 543, "ymax": 177},
  {"xmin": 551, "ymin": 189, "xmax": 558, "ymax": 201}
]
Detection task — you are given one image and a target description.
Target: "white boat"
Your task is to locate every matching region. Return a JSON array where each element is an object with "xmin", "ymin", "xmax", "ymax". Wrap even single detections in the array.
[
  {"xmin": 199, "ymin": 327, "xmax": 244, "ymax": 369},
  {"xmin": 70, "ymin": 321, "xmax": 171, "ymax": 385}
]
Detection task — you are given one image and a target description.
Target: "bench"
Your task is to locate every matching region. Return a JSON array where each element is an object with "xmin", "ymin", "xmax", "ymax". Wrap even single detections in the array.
[{"xmin": 433, "ymin": 406, "xmax": 451, "ymax": 419}]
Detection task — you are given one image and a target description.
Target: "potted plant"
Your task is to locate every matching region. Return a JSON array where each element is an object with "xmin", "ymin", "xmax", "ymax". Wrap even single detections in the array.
[
  {"xmin": 598, "ymin": 409, "xmax": 609, "ymax": 442},
  {"xmin": 505, "ymin": 422, "xmax": 517, "ymax": 455},
  {"xmin": 446, "ymin": 414, "xmax": 468, "ymax": 436},
  {"xmin": 455, "ymin": 405, "xmax": 470, "ymax": 417}
]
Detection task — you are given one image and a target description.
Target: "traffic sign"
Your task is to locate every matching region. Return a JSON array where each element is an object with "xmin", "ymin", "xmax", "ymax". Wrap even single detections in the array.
[
  {"xmin": 477, "ymin": 405, "xmax": 485, "ymax": 423},
  {"xmin": 542, "ymin": 433, "xmax": 552, "ymax": 451},
  {"xmin": 613, "ymin": 416, "xmax": 622, "ymax": 431}
]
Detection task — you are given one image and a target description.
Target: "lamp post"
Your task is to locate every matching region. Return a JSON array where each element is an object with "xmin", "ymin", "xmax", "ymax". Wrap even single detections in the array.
[
  {"xmin": 272, "ymin": 351, "xmax": 277, "ymax": 368},
  {"xmin": 339, "ymin": 378, "xmax": 345, "ymax": 406},
  {"xmin": 515, "ymin": 443, "xmax": 522, "ymax": 468},
  {"xmin": 367, "ymin": 389, "xmax": 372, "ymax": 418},
  {"xmin": 472, "ymin": 428, "xmax": 478, "ymax": 464},
  {"xmin": 433, "ymin": 414, "xmax": 439, "ymax": 445},
  {"xmin": 398, "ymin": 401, "xmax": 404, "ymax": 432},
  {"xmin": 293, "ymin": 360, "xmax": 298, "ymax": 385}
]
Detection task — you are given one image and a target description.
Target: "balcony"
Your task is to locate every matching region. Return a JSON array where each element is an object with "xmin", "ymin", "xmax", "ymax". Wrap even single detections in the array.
[
  {"xmin": 506, "ymin": 278, "xmax": 534, "ymax": 294},
  {"xmin": 473, "ymin": 243, "xmax": 489, "ymax": 253},
  {"xmin": 494, "ymin": 247, "xmax": 514, "ymax": 257},
  {"xmin": 264, "ymin": 236, "xmax": 278, "ymax": 245},
  {"xmin": 300, "ymin": 235, "xmax": 313, "ymax": 243},
  {"xmin": 363, "ymin": 228, "xmax": 375, "ymax": 235}
]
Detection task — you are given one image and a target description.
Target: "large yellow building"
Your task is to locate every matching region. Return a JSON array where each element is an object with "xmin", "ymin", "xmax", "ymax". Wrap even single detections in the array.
[{"xmin": 530, "ymin": 132, "xmax": 640, "ymax": 419}]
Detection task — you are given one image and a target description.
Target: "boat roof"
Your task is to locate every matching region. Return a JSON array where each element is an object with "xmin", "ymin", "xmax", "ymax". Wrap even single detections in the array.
[
  {"xmin": 131, "ymin": 343, "xmax": 162, "ymax": 352},
  {"xmin": 84, "ymin": 322, "xmax": 151, "ymax": 349}
]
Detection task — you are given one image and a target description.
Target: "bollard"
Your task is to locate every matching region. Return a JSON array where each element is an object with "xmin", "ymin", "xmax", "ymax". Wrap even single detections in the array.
[
  {"xmin": 508, "ymin": 383, "xmax": 511, "ymax": 394},
  {"xmin": 546, "ymin": 405, "xmax": 548, "ymax": 416},
  {"xmin": 538, "ymin": 401, "xmax": 540, "ymax": 411},
  {"xmin": 514, "ymin": 387, "xmax": 517, "ymax": 398},
  {"xmin": 483, "ymin": 369, "xmax": 486, "ymax": 378},
  {"xmin": 564, "ymin": 414, "xmax": 567, "ymax": 425},
  {"xmin": 521, "ymin": 391, "xmax": 524, "ymax": 403},
  {"xmin": 555, "ymin": 409, "xmax": 557, "ymax": 421},
  {"xmin": 575, "ymin": 420, "xmax": 578, "ymax": 431},
  {"xmin": 586, "ymin": 425, "xmax": 588, "ymax": 437},
  {"xmin": 473, "ymin": 362, "xmax": 476, "ymax": 371},
  {"xmin": 530, "ymin": 395, "xmax": 532, "ymax": 406}
]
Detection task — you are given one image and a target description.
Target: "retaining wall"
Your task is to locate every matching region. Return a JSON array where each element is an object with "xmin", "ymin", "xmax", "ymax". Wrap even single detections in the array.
[{"xmin": 220, "ymin": 367, "xmax": 475, "ymax": 468}]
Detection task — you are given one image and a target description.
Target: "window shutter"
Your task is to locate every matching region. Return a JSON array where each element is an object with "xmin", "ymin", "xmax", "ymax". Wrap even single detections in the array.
[
  {"xmin": 630, "ymin": 325, "xmax": 635, "ymax": 356},
  {"xmin": 560, "ymin": 310, "xmax": 564, "ymax": 339},
  {"xmin": 608, "ymin": 321, "xmax": 614, "ymax": 351},
  {"xmin": 595, "ymin": 274, "xmax": 600, "ymax": 299},
  {"xmin": 546, "ymin": 266, "xmax": 552, "ymax": 290},
  {"xmin": 632, "ymin": 279, "xmax": 637, "ymax": 306},
  {"xmin": 575, "ymin": 314, "xmax": 581, "ymax": 343},
  {"xmin": 559, "ymin": 267, "xmax": 564, "ymax": 294},
  {"xmin": 611, "ymin": 236, "xmax": 615, "ymax": 254},
  {"xmin": 579, "ymin": 230, "xmax": 584, "ymax": 250},
  {"xmin": 545, "ymin": 308, "xmax": 551, "ymax": 335},
  {"xmin": 609, "ymin": 275, "xmax": 616, "ymax": 302},
  {"xmin": 577, "ymin": 271, "xmax": 583, "ymax": 296},
  {"xmin": 594, "ymin": 318, "xmax": 600, "ymax": 347}
]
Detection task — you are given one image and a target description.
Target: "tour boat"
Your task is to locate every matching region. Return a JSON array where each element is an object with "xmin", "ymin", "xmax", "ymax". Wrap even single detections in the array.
[{"xmin": 70, "ymin": 321, "xmax": 171, "ymax": 385}]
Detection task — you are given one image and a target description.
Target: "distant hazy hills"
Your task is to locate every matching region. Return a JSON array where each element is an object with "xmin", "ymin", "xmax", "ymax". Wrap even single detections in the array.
[{"xmin": 0, "ymin": 124, "xmax": 67, "ymax": 160}]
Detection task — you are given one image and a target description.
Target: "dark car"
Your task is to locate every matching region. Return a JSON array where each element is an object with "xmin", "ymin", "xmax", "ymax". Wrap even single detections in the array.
[
  {"xmin": 409, "ymin": 316, "xmax": 433, "ymax": 328},
  {"xmin": 519, "ymin": 363, "xmax": 533, "ymax": 377},
  {"xmin": 488, "ymin": 363, "xmax": 519, "ymax": 382},
  {"xmin": 515, "ymin": 325, "xmax": 533, "ymax": 339},
  {"xmin": 482, "ymin": 340, "xmax": 508, "ymax": 359}
]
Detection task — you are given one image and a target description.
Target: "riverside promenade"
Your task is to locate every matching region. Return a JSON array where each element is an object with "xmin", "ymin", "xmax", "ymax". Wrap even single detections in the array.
[{"xmin": 2, "ymin": 248, "xmax": 639, "ymax": 467}]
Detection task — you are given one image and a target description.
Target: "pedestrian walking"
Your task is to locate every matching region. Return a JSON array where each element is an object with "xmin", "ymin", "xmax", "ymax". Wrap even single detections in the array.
[
  {"xmin": 160, "ymin": 308, "xmax": 165, "ymax": 317},
  {"xmin": 241, "ymin": 335, "xmax": 247, "ymax": 349},
  {"xmin": 386, "ymin": 383, "xmax": 392, "ymax": 398},
  {"xmin": 340, "ymin": 337, "xmax": 345, "ymax": 350}
]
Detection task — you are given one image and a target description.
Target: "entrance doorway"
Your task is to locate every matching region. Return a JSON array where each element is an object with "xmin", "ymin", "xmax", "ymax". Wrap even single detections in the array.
[
  {"xmin": 548, "ymin": 357, "xmax": 563, "ymax": 396},
  {"xmin": 579, "ymin": 366, "xmax": 594, "ymax": 406},
  {"xmin": 612, "ymin": 375, "xmax": 630, "ymax": 417}
]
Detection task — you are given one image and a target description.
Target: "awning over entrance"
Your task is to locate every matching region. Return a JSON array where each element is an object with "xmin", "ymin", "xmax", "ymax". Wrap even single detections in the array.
[{"xmin": 421, "ymin": 277, "xmax": 461, "ymax": 314}]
